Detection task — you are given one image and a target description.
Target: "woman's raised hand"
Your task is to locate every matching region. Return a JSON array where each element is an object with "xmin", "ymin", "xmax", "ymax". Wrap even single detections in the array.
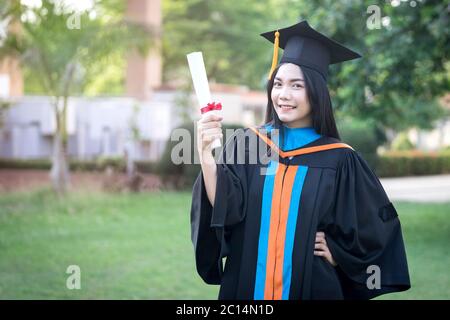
[{"xmin": 196, "ymin": 113, "xmax": 223, "ymax": 163}]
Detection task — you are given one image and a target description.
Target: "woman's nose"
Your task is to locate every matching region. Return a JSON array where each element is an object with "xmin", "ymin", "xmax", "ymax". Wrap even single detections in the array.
[{"xmin": 279, "ymin": 87, "xmax": 291, "ymax": 100}]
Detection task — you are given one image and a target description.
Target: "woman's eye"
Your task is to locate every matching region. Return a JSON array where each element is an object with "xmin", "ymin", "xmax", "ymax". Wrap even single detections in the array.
[
  {"xmin": 274, "ymin": 82, "xmax": 281, "ymax": 87},
  {"xmin": 293, "ymin": 84, "xmax": 303, "ymax": 88}
]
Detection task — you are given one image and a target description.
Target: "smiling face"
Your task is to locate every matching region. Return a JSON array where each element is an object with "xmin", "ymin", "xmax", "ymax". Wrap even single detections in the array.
[{"xmin": 271, "ymin": 63, "xmax": 312, "ymax": 128}]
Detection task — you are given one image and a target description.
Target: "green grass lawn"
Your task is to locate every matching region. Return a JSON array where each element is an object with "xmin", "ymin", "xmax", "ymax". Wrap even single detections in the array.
[{"xmin": 0, "ymin": 188, "xmax": 449, "ymax": 299}]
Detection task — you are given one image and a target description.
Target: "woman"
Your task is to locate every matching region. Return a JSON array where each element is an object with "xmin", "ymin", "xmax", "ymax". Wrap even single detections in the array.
[{"xmin": 190, "ymin": 20, "xmax": 410, "ymax": 300}]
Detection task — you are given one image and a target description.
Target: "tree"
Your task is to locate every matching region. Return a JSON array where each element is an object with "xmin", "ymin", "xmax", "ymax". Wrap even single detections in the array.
[
  {"xmin": 163, "ymin": 0, "xmax": 449, "ymax": 137},
  {"xmin": 293, "ymin": 0, "xmax": 449, "ymax": 132},
  {"xmin": 163, "ymin": 0, "xmax": 279, "ymax": 89},
  {"xmin": 0, "ymin": 0, "xmax": 153, "ymax": 194}
]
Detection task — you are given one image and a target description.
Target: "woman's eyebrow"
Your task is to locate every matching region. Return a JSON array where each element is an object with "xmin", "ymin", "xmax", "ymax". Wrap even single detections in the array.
[{"xmin": 274, "ymin": 77, "xmax": 304, "ymax": 82}]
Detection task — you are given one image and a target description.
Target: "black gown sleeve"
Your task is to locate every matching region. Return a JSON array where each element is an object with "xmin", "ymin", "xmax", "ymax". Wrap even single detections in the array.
[
  {"xmin": 323, "ymin": 149, "xmax": 411, "ymax": 299},
  {"xmin": 190, "ymin": 130, "xmax": 248, "ymax": 284}
]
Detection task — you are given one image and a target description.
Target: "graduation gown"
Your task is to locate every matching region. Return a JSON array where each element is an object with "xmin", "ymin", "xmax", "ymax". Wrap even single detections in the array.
[{"xmin": 190, "ymin": 126, "xmax": 410, "ymax": 300}]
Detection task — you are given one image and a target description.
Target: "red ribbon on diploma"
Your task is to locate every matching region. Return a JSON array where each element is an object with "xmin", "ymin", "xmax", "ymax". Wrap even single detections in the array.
[{"xmin": 200, "ymin": 102, "xmax": 222, "ymax": 114}]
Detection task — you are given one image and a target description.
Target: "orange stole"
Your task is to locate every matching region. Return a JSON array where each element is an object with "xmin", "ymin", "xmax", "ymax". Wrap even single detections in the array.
[
  {"xmin": 249, "ymin": 126, "xmax": 354, "ymax": 158},
  {"xmin": 264, "ymin": 163, "xmax": 299, "ymax": 299}
]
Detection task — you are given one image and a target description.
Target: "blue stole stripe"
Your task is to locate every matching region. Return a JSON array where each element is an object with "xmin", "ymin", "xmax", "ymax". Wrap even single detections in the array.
[
  {"xmin": 254, "ymin": 160, "xmax": 278, "ymax": 300},
  {"xmin": 281, "ymin": 165, "xmax": 309, "ymax": 299}
]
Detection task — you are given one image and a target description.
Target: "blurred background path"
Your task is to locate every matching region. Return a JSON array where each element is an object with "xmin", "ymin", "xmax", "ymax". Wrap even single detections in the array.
[{"xmin": 381, "ymin": 175, "xmax": 450, "ymax": 203}]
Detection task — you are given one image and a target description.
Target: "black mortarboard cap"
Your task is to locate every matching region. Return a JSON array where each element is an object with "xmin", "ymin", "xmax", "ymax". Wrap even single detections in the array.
[{"xmin": 261, "ymin": 20, "xmax": 361, "ymax": 80}]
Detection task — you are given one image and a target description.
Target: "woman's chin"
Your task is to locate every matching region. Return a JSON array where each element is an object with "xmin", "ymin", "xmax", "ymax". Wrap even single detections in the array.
[
  {"xmin": 277, "ymin": 115, "xmax": 295, "ymax": 123},
  {"xmin": 276, "ymin": 112, "xmax": 311, "ymax": 126}
]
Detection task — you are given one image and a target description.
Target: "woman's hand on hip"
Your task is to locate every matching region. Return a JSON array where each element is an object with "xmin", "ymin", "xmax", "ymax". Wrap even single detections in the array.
[{"xmin": 314, "ymin": 232, "xmax": 337, "ymax": 267}]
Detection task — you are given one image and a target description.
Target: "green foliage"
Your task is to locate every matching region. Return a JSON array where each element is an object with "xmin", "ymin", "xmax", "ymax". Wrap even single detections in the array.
[
  {"xmin": 163, "ymin": 0, "xmax": 279, "ymax": 89},
  {"xmin": 0, "ymin": 157, "xmax": 126, "ymax": 172},
  {"xmin": 163, "ymin": 0, "xmax": 449, "ymax": 132},
  {"xmin": 1, "ymin": 0, "xmax": 153, "ymax": 96},
  {"xmin": 376, "ymin": 151, "xmax": 450, "ymax": 177},
  {"xmin": 337, "ymin": 116, "xmax": 385, "ymax": 168},
  {"xmin": 70, "ymin": 157, "xmax": 125, "ymax": 172},
  {"xmin": 391, "ymin": 132, "xmax": 415, "ymax": 151},
  {"xmin": 134, "ymin": 161, "xmax": 158, "ymax": 174},
  {"xmin": 338, "ymin": 117, "xmax": 384, "ymax": 154},
  {"xmin": 0, "ymin": 158, "xmax": 52, "ymax": 170},
  {"xmin": 283, "ymin": 0, "xmax": 448, "ymax": 131}
]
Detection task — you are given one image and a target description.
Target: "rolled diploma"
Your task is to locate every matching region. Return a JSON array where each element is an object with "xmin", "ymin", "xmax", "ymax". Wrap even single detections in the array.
[{"xmin": 186, "ymin": 51, "xmax": 222, "ymax": 149}]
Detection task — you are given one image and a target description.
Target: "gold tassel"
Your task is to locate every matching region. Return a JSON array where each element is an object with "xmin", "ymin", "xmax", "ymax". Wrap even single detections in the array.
[{"xmin": 268, "ymin": 30, "xmax": 280, "ymax": 79}]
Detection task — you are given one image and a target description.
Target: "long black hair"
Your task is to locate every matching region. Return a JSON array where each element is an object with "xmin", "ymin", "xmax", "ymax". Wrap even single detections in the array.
[{"xmin": 264, "ymin": 63, "xmax": 340, "ymax": 140}]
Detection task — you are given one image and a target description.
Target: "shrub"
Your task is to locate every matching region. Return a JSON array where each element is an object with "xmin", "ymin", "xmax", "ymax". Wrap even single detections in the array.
[
  {"xmin": 337, "ymin": 118, "xmax": 385, "ymax": 169},
  {"xmin": 377, "ymin": 152, "xmax": 450, "ymax": 177},
  {"xmin": 0, "ymin": 157, "xmax": 126, "ymax": 172},
  {"xmin": 70, "ymin": 157, "xmax": 125, "ymax": 172},
  {"xmin": 391, "ymin": 132, "xmax": 415, "ymax": 151},
  {"xmin": 0, "ymin": 158, "xmax": 51, "ymax": 170}
]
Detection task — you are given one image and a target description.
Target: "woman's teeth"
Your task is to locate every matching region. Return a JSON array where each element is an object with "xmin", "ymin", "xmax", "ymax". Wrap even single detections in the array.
[{"xmin": 279, "ymin": 105, "xmax": 296, "ymax": 110}]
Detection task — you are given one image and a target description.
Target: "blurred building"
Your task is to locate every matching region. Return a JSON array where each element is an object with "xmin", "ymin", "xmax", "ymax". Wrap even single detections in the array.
[
  {"xmin": 0, "ymin": 95, "xmax": 172, "ymax": 161},
  {"xmin": 0, "ymin": 87, "xmax": 265, "ymax": 161},
  {"xmin": 0, "ymin": 0, "xmax": 266, "ymax": 161}
]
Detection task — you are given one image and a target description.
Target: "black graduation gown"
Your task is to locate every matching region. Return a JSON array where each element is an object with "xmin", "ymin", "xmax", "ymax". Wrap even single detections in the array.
[{"xmin": 190, "ymin": 127, "xmax": 410, "ymax": 300}]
